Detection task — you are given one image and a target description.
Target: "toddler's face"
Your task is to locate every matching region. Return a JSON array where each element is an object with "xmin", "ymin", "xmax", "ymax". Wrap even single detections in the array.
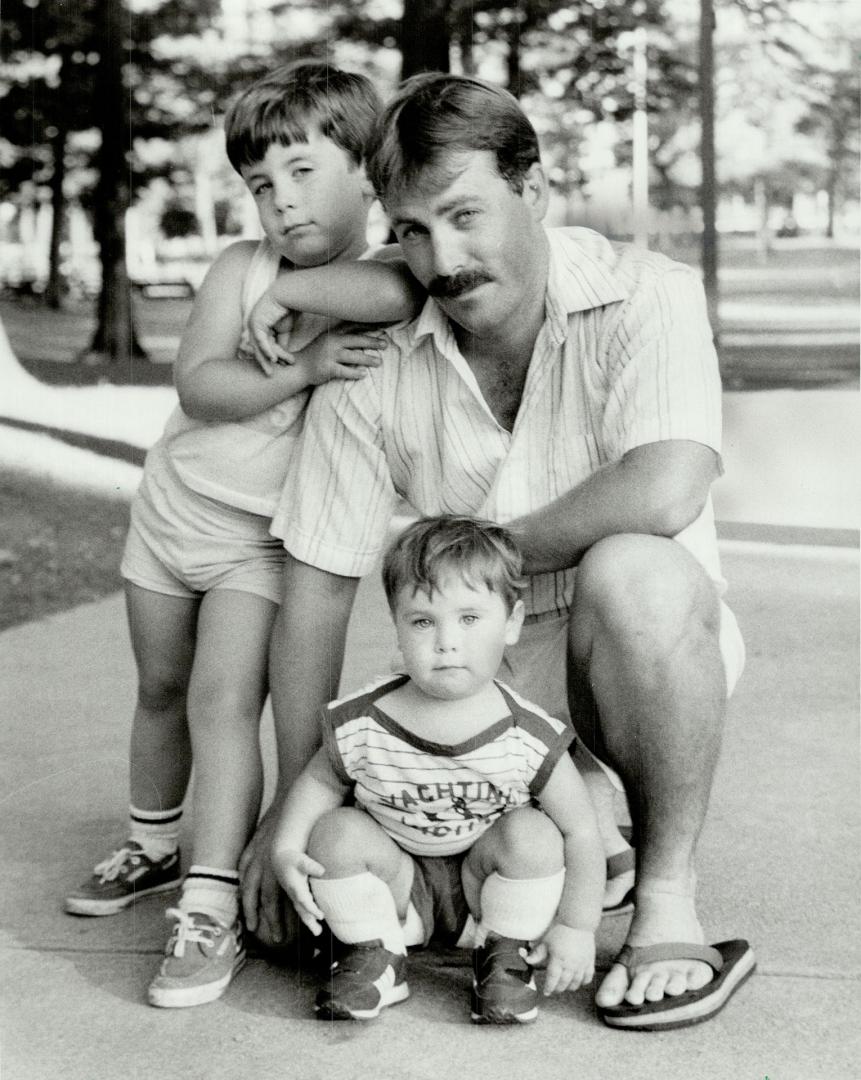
[
  {"xmin": 240, "ymin": 129, "xmax": 373, "ymax": 266},
  {"xmin": 393, "ymin": 572, "xmax": 524, "ymax": 701}
]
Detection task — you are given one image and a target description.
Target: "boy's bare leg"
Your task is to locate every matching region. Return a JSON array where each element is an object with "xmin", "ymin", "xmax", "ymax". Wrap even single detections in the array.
[
  {"xmin": 569, "ymin": 534, "xmax": 725, "ymax": 1008},
  {"xmin": 124, "ymin": 583, "xmax": 197, "ymax": 813}
]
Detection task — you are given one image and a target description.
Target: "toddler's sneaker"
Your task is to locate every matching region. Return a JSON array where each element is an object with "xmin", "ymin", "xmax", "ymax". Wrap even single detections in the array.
[
  {"xmin": 65, "ymin": 842, "xmax": 181, "ymax": 916},
  {"xmin": 315, "ymin": 939, "xmax": 409, "ymax": 1021},
  {"xmin": 148, "ymin": 909, "xmax": 246, "ymax": 1008},
  {"xmin": 470, "ymin": 934, "xmax": 539, "ymax": 1024}
]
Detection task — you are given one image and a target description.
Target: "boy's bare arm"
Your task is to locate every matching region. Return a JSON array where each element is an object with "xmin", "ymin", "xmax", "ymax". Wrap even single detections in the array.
[
  {"xmin": 174, "ymin": 241, "xmax": 319, "ymax": 421},
  {"xmin": 248, "ymin": 257, "xmax": 424, "ymax": 369}
]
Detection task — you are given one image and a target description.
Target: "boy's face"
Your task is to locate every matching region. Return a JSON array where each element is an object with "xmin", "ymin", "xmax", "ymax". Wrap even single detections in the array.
[
  {"xmin": 393, "ymin": 571, "xmax": 524, "ymax": 702},
  {"xmin": 240, "ymin": 129, "xmax": 373, "ymax": 266}
]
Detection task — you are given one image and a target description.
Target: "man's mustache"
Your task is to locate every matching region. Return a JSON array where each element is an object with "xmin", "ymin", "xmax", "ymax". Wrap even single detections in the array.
[{"xmin": 427, "ymin": 269, "xmax": 493, "ymax": 299}]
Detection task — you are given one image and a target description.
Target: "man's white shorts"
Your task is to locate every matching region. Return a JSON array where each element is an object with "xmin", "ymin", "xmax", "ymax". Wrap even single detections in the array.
[{"xmin": 499, "ymin": 600, "xmax": 745, "ymax": 733}]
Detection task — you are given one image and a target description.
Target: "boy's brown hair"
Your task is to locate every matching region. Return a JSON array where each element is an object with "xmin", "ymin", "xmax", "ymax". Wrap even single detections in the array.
[
  {"xmin": 225, "ymin": 60, "xmax": 382, "ymax": 174},
  {"xmin": 382, "ymin": 516, "xmax": 525, "ymax": 614}
]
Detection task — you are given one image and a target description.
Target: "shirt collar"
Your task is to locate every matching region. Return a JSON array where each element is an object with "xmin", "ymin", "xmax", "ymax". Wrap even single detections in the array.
[
  {"xmin": 407, "ymin": 226, "xmax": 629, "ymax": 352},
  {"xmin": 543, "ymin": 227, "xmax": 629, "ymax": 341}
]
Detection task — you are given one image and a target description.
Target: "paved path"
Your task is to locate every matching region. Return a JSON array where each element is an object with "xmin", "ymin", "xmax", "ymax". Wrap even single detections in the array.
[{"xmin": 1, "ymin": 539, "xmax": 858, "ymax": 1080}]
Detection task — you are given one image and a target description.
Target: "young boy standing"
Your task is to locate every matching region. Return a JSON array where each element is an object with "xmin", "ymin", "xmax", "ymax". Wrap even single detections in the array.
[
  {"xmin": 272, "ymin": 517, "xmax": 605, "ymax": 1024},
  {"xmin": 64, "ymin": 62, "xmax": 420, "ymax": 1009}
]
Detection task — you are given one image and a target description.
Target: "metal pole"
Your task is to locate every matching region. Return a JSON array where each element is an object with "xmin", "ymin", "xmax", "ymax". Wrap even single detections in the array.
[
  {"xmin": 699, "ymin": 0, "xmax": 719, "ymax": 338},
  {"xmin": 632, "ymin": 26, "xmax": 649, "ymax": 248}
]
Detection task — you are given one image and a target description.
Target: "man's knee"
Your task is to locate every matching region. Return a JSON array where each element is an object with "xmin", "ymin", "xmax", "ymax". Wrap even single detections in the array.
[{"xmin": 572, "ymin": 535, "xmax": 719, "ymax": 653}]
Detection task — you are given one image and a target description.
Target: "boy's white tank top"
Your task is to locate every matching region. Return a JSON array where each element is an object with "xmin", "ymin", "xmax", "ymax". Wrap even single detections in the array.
[{"xmin": 155, "ymin": 238, "xmax": 334, "ymax": 517}]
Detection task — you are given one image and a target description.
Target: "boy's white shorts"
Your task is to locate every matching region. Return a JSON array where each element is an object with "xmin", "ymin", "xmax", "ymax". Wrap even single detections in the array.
[{"xmin": 120, "ymin": 448, "xmax": 285, "ymax": 604}]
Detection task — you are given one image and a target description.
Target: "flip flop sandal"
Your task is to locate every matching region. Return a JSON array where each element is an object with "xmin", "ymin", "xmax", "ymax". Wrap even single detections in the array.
[
  {"xmin": 598, "ymin": 939, "xmax": 756, "ymax": 1030},
  {"xmin": 602, "ymin": 848, "xmax": 635, "ymax": 916}
]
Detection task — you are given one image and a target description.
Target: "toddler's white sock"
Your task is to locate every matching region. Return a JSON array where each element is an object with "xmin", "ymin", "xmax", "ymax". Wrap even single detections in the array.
[
  {"xmin": 311, "ymin": 873, "xmax": 405, "ymax": 955},
  {"xmin": 476, "ymin": 870, "xmax": 565, "ymax": 945}
]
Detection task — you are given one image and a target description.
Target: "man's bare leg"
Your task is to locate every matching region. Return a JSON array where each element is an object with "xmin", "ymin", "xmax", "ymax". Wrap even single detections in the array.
[{"xmin": 569, "ymin": 534, "xmax": 726, "ymax": 1007}]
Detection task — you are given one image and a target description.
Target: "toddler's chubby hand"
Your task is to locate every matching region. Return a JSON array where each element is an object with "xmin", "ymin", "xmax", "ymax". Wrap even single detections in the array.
[
  {"xmin": 271, "ymin": 847, "xmax": 326, "ymax": 935},
  {"xmin": 247, "ymin": 291, "xmax": 294, "ymax": 374},
  {"xmin": 526, "ymin": 924, "xmax": 596, "ymax": 995}
]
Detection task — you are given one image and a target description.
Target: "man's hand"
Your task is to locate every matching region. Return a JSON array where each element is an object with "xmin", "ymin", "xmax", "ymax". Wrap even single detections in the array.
[
  {"xmin": 527, "ymin": 924, "xmax": 596, "ymax": 995},
  {"xmin": 238, "ymin": 807, "xmax": 293, "ymax": 946},
  {"xmin": 272, "ymin": 848, "xmax": 326, "ymax": 936},
  {"xmin": 293, "ymin": 326, "xmax": 384, "ymax": 385},
  {"xmin": 246, "ymin": 292, "xmax": 293, "ymax": 373}
]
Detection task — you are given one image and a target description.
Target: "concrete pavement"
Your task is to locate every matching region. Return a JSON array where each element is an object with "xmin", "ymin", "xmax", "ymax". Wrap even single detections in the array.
[{"xmin": 1, "ymin": 536, "xmax": 858, "ymax": 1080}]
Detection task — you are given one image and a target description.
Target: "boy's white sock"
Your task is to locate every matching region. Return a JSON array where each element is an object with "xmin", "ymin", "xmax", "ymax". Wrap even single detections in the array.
[
  {"xmin": 311, "ymin": 873, "xmax": 405, "ymax": 955},
  {"xmin": 128, "ymin": 804, "xmax": 182, "ymax": 861},
  {"xmin": 476, "ymin": 870, "xmax": 565, "ymax": 945},
  {"xmin": 179, "ymin": 866, "xmax": 240, "ymax": 926}
]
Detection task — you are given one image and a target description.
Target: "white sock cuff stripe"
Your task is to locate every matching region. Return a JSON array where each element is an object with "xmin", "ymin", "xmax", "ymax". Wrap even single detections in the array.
[{"xmin": 129, "ymin": 805, "xmax": 183, "ymax": 824}]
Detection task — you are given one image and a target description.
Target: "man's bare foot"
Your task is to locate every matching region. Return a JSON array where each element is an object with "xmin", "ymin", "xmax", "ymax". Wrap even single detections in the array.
[{"xmin": 595, "ymin": 879, "xmax": 714, "ymax": 1007}]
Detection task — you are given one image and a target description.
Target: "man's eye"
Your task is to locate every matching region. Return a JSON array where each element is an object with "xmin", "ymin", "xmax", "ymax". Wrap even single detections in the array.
[
  {"xmin": 455, "ymin": 209, "xmax": 478, "ymax": 225},
  {"xmin": 461, "ymin": 614, "xmax": 478, "ymax": 625},
  {"xmin": 412, "ymin": 618, "xmax": 432, "ymax": 629},
  {"xmin": 253, "ymin": 182, "xmax": 271, "ymax": 196}
]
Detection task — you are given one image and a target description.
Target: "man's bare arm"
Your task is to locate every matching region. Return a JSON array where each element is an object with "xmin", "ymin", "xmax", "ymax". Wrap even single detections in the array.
[{"xmin": 507, "ymin": 440, "xmax": 720, "ymax": 574}]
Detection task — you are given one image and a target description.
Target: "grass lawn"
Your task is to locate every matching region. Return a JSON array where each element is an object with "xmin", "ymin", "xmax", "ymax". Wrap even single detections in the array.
[{"xmin": 0, "ymin": 470, "xmax": 130, "ymax": 632}]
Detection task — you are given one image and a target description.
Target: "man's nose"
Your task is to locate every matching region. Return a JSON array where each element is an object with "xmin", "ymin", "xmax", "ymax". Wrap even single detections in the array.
[{"xmin": 429, "ymin": 228, "xmax": 463, "ymax": 280}]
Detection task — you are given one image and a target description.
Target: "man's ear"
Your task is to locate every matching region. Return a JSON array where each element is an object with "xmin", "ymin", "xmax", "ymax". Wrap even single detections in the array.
[
  {"xmin": 504, "ymin": 598, "xmax": 527, "ymax": 646},
  {"xmin": 521, "ymin": 163, "xmax": 549, "ymax": 220}
]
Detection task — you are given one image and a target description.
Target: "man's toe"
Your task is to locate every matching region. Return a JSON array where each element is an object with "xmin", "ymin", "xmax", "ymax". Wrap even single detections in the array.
[{"xmin": 644, "ymin": 972, "xmax": 670, "ymax": 1002}]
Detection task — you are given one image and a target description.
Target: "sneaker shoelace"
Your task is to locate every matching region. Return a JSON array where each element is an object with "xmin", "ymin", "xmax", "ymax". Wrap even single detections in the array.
[
  {"xmin": 164, "ymin": 908, "xmax": 220, "ymax": 959},
  {"xmin": 93, "ymin": 845, "xmax": 140, "ymax": 883}
]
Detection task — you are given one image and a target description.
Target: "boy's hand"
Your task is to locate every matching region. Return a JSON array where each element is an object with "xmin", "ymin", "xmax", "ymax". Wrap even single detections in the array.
[
  {"xmin": 526, "ymin": 925, "xmax": 596, "ymax": 995},
  {"xmin": 247, "ymin": 292, "xmax": 294, "ymax": 373},
  {"xmin": 293, "ymin": 326, "xmax": 384, "ymax": 385},
  {"xmin": 272, "ymin": 848, "xmax": 326, "ymax": 936}
]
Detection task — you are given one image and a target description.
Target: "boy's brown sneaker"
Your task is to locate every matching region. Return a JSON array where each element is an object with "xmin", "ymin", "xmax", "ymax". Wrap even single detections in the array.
[{"xmin": 65, "ymin": 842, "xmax": 181, "ymax": 916}]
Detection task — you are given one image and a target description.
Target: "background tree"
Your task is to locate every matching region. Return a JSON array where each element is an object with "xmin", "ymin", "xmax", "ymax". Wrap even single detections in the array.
[{"xmin": 0, "ymin": 0, "xmax": 225, "ymax": 363}]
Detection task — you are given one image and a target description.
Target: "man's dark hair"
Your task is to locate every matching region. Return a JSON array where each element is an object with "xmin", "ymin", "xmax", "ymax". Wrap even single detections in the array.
[
  {"xmin": 224, "ymin": 60, "xmax": 382, "ymax": 174},
  {"xmin": 382, "ymin": 515, "xmax": 526, "ymax": 614},
  {"xmin": 366, "ymin": 72, "xmax": 541, "ymax": 202}
]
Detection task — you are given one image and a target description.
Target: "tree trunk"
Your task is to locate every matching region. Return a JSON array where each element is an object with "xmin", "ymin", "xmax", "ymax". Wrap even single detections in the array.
[
  {"xmin": 506, "ymin": 19, "xmax": 523, "ymax": 97},
  {"xmin": 400, "ymin": 0, "xmax": 450, "ymax": 79},
  {"xmin": 699, "ymin": 0, "xmax": 719, "ymax": 341},
  {"xmin": 81, "ymin": 0, "xmax": 146, "ymax": 364},
  {"xmin": 44, "ymin": 122, "xmax": 67, "ymax": 310}
]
